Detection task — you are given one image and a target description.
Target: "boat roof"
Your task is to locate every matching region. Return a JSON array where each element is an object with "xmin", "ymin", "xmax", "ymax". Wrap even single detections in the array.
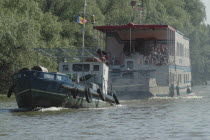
[{"xmin": 94, "ymin": 22, "xmax": 176, "ymax": 32}]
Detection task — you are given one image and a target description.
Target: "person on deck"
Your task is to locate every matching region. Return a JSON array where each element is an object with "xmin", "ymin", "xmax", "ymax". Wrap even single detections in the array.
[
  {"xmin": 97, "ymin": 49, "xmax": 102, "ymax": 57},
  {"xmin": 97, "ymin": 49, "xmax": 108, "ymax": 62}
]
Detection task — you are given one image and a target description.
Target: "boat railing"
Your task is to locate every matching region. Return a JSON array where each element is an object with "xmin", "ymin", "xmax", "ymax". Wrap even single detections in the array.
[
  {"xmin": 128, "ymin": 52, "xmax": 169, "ymax": 66},
  {"xmin": 30, "ymin": 71, "xmax": 70, "ymax": 82}
]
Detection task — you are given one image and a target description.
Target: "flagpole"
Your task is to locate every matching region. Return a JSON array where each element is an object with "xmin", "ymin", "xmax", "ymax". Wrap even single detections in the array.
[{"xmin": 81, "ymin": 0, "xmax": 87, "ymax": 59}]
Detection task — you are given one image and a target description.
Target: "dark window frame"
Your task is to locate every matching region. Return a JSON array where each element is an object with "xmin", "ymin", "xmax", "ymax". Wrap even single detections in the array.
[
  {"xmin": 93, "ymin": 65, "xmax": 100, "ymax": 71},
  {"xmin": 72, "ymin": 64, "xmax": 90, "ymax": 72}
]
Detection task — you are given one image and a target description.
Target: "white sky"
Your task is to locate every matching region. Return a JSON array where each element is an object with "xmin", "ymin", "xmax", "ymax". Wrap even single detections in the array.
[{"xmin": 202, "ymin": 0, "xmax": 210, "ymax": 24}]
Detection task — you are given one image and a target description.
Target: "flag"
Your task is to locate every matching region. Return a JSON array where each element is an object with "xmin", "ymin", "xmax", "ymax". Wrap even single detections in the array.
[
  {"xmin": 76, "ymin": 16, "xmax": 82, "ymax": 24},
  {"xmin": 76, "ymin": 16, "xmax": 87, "ymax": 24},
  {"xmin": 81, "ymin": 18, "xmax": 87, "ymax": 24}
]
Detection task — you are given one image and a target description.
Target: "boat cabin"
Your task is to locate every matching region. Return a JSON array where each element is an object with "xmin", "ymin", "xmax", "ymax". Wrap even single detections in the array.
[{"xmin": 59, "ymin": 62, "xmax": 109, "ymax": 94}]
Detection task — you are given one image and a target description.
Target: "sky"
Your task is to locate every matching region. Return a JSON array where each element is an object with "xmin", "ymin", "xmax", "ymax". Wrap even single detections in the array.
[{"xmin": 202, "ymin": 0, "xmax": 210, "ymax": 24}]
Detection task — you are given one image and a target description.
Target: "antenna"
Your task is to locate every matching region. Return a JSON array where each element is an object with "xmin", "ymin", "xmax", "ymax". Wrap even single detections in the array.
[
  {"xmin": 130, "ymin": 0, "xmax": 144, "ymax": 24},
  {"xmin": 81, "ymin": 0, "xmax": 87, "ymax": 59},
  {"xmin": 141, "ymin": 0, "xmax": 144, "ymax": 24},
  {"xmin": 138, "ymin": 0, "xmax": 144, "ymax": 24}
]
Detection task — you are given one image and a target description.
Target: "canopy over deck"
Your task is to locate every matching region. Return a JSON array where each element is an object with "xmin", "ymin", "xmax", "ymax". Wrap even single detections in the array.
[
  {"xmin": 94, "ymin": 22, "xmax": 176, "ymax": 32},
  {"xmin": 94, "ymin": 23, "xmax": 176, "ymax": 41}
]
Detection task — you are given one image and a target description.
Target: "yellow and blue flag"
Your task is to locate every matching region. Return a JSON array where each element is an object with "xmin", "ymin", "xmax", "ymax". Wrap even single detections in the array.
[{"xmin": 76, "ymin": 16, "xmax": 87, "ymax": 24}]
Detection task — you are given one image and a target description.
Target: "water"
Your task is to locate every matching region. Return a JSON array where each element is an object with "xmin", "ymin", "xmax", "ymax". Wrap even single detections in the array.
[{"xmin": 0, "ymin": 85, "xmax": 210, "ymax": 140}]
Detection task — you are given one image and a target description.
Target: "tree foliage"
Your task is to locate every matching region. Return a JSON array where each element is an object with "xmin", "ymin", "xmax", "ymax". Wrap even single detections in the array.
[{"xmin": 0, "ymin": 0, "xmax": 210, "ymax": 93}]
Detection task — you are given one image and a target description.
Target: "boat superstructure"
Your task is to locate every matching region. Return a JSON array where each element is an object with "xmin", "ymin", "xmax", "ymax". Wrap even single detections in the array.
[
  {"xmin": 94, "ymin": 23, "xmax": 192, "ymax": 99},
  {"xmin": 59, "ymin": 61, "xmax": 109, "ymax": 95}
]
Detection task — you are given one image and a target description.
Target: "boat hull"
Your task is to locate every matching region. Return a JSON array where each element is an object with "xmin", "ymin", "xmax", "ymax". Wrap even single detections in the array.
[
  {"xmin": 111, "ymin": 77, "xmax": 191, "ymax": 100},
  {"xmin": 15, "ymin": 88, "xmax": 111, "ymax": 109}
]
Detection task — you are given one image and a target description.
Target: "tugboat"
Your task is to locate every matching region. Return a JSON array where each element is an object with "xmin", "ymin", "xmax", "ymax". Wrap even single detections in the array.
[
  {"xmin": 7, "ymin": 0, "xmax": 119, "ymax": 109},
  {"xmin": 8, "ymin": 65, "xmax": 119, "ymax": 109}
]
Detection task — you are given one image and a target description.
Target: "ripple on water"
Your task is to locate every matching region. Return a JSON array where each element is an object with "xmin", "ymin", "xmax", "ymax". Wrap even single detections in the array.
[{"xmin": 1, "ymin": 85, "xmax": 210, "ymax": 140}]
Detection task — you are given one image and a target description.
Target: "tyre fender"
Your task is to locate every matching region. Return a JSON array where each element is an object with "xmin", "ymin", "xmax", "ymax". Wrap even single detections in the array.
[
  {"xmin": 71, "ymin": 88, "xmax": 78, "ymax": 99},
  {"xmin": 7, "ymin": 84, "xmax": 16, "ymax": 98},
  {"xmin": 85, "ymin": 88, "xmax": 92, "ymax": 103},
  {"xmin": 112, "ymin": 92, "xmax": 120, "ymax": 105},
  {"xmin": 97, "ymin": 88, "xmax": 105, "ymax": 101}
]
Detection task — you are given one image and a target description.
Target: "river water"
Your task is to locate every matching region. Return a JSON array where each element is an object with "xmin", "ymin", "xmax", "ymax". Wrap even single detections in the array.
[{"xmin": 0, "ymin": 85, "xmax": 210, "ymax": 140}]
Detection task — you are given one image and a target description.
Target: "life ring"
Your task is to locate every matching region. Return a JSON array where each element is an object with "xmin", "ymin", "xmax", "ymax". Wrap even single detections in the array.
[
  {"xmin": 31, "ymin": 66, "xmax": 48, "ymax": 72},
  {"xmin": 71, "ymin": 88, "xmax": 78, "ymax": 99},
  {"xmin": 85, "ymin": 88, "xmax": 92, "ymax": 103},
  {"xmin": 112, "ymin": 92, "xmax": 120, "ymax": 105},
  {"xmin": 97, "ymin": 88, "xmax": 105, "ymax": 101}
]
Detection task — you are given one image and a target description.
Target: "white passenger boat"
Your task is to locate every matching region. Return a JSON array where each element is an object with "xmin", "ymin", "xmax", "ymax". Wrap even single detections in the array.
[{"xmin": 94, "ymin": 22, "xmax": 192, "ymax": 99}]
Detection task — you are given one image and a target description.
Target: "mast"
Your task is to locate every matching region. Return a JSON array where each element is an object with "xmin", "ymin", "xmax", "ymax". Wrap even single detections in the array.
[{"xmin": 81, "ymin": 0, "xmax": 87, "ymax": 59}]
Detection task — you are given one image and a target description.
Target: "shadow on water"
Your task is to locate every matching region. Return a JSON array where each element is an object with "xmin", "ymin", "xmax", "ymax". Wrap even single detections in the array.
[
  {"xmin": 0, "ymin": 105, "xmax": 80, "ymax": 116},
  {"xmin": 0, "ymin": 108, "xmax": 38, "ymax": 114}
]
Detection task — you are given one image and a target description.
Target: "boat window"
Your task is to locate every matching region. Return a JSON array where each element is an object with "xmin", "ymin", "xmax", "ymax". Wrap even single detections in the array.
[
  {"xmin": 72, "ymin": 64, "xmax": 90, "ymax": 72},
  {"xmin": 177, "ymin": 42, "xmax": 184, "ymax": 57},
  {"xmin": 178, "ymin": 74, "xmax": 182, "ymax": 84},
  {"xmin": 127, "ymin": 61, "xmax": 134, "ymax": 69},
  {"xmin": 56, "ymin": 75, "xmax": 62, "ymax": 81},
  {"xmin": 33, "ymin": 72, "xmax": 39, "ymax": 77},
  {"xmin": 43, "ymin": 73, "xmax": 55, "ymax": 80},
  {"xmin": 93, "ymin": 65, "xmax": 99, "ymax": 71},
  {"xmin": 62, "ymin": 65, "xmax": 69, "ymax": 71},
  {"xmin": 56, "ymin": 75, "xmax": 69, "ymax": 81},
  {"xmin": 62, "ymin": 76, "xmax": 69, "ymax": 81},
  {"xmin": 13, "ymin": 74, "xmax": 21, "ymax": 79}
]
